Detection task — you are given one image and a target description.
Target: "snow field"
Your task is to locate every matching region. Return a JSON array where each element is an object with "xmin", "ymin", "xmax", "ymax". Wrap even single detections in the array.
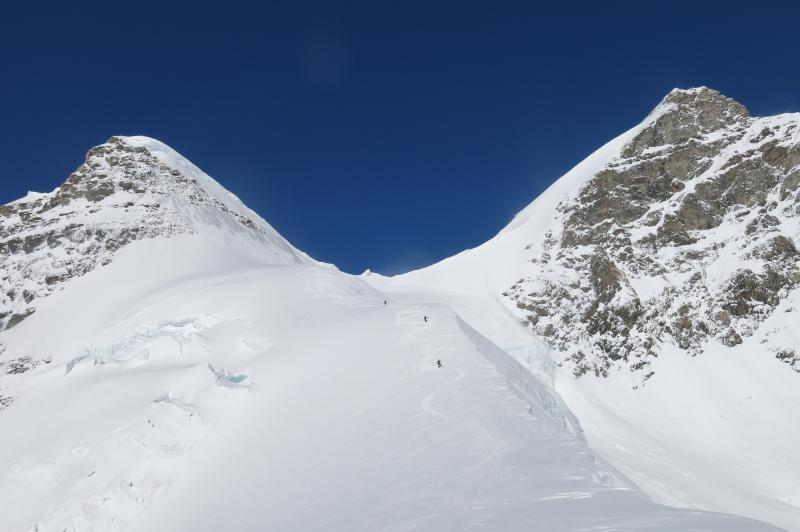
[{"xmin": 0, "ymin": 238, "xmax": 776, "ymax": 530}]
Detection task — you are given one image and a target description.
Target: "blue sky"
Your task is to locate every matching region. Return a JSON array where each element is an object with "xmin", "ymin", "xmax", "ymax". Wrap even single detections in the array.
[{"xmin": 2, "ymin": 1, "xmax": 799, "ymax": 274}]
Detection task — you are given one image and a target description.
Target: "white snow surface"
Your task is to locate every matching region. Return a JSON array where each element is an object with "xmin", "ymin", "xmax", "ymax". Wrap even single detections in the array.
[
  {"xmin": 0, "ymin": 238, "xmax": 774, "ymax": 531},
  {"xmin": 366, "ymin": 93, "xmax": 800, "ymax": 531},
  {"xmin": 122, "ymin": 136, "xmax": 272, "ymax": 232},
  {"xmin": 0, "ymin": 135, "xmax": 780, "ymax": 531},
  {"xmin": 120, "ymin": 135, "xmax": 317, "ymax": 266}
]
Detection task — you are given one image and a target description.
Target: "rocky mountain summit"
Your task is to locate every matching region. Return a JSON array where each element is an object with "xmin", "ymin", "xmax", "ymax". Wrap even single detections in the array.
[
  {"xmin": 0, "ymin": 136, "xmax": 306, "ymax": 333},
  {"xmin": 507, "ymin": 87, "xmax": 800, "ymax": 380}
]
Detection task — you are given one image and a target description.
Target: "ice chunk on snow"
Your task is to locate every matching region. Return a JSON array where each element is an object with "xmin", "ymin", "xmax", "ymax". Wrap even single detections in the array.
[{"xmin": 207, "ymin": 364, "xmax": 249, "ymax": 387}]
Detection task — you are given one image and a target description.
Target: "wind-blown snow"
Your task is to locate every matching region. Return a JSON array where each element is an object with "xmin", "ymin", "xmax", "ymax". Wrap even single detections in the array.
[
  {"xmin": 122, "ymin": 136, "xmax": 277, "ymax": 233},
  {"xmin": 120, "ymin": 135, "xmax": 316, "ymax": 265}
]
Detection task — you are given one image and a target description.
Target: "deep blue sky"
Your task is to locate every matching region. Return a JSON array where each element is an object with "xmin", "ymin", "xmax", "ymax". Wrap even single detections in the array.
[{"xmin": 2, "ymin": 1, "xmax": 799, "ymax": 274}]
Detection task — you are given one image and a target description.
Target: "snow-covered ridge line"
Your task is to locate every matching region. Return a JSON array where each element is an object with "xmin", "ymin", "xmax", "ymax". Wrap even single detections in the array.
[
  {"xmin": 375, "ymin": 86, "xmax": 800, "ymax": 530},
  {"xmin": 0, "ymin": 135, "xmax": 311, "ymax": 332},
  {"xmin": 391, "ymin": 86, "xmax": 800, "ymax": 380},
  {"xmin": 120, "ymin": 136, "xmax": 277, "ymax": 235}
]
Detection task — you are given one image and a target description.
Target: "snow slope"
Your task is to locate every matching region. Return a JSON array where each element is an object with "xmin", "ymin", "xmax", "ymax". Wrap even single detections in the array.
[
  {"xmin": 365, "ymin": 88, "xmax": 800, "ymax": 531},
  {"xmin": 0, "ymin": 239, "xmax": 775, "ymax": 532},
  {"xmin": 0, "ymin": 136, "xmax": 778, "ymax": 531},
  {"xmin": 0, "ymin": 135, "xmax": 313, "ymax": 334}
]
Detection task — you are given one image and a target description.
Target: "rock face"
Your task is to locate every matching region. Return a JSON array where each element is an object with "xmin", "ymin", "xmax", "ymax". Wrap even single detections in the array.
[
  {"xmin": 506, "ymin": 88, "xmax": 800, "ymax": 379},
  {"xmin": 0, "ymin": 136, "xmax": 306, "ymax": 331}
]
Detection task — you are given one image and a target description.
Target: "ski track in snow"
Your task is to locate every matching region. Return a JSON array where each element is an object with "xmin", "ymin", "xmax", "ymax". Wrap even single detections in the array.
[{"xmin": 394, "ymin": 305, "xmax": 503, "ymax": 530}]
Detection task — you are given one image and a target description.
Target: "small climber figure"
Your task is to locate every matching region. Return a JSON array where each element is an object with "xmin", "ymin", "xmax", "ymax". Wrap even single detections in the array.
[
  {"xmin": 437, "ymin": 359, "xmax": 443, "ymax": 368},
  {"xmin": 424, "ymin": 315, "xmax": 428, "ymax": 323},
  {"xmin": 384, "ymin": 300, "xmax": 387, "ymax": 307}
]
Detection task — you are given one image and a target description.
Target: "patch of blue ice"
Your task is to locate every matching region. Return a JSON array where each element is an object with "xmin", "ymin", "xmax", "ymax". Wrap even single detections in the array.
[
  {"xmin": 66, "ymin": 316, "xmax": 219, "ymax": 374},
  {"xmin": 207, "ymin": 364, "xmax": 249, "ymax": 387}
]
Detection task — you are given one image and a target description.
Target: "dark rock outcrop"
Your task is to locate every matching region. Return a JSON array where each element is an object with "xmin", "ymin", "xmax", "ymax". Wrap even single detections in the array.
[{"xmin": 506, "ymin": 88, "xmax": 800, "ymax": 380}]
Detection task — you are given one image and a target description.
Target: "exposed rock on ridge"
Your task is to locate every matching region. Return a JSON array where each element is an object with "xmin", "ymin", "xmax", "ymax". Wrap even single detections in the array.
[
  {"xmin": 507, "ymin": 88, "xmax": 800, "ymax": 379},
  {"xmin": 0, "ymin": 136, "xmax": 303, "ymax": 331}
]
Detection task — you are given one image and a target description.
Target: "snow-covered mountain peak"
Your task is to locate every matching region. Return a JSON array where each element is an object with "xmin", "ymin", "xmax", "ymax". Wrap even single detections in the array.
[
  {"xmin": 658, "ymin": 86, "xmax": 748, "ymax": 114},
  {"xmin": 628, "ymin": 86, "xmax": 751, "ymax": 160},
  {"xmin": 367, "ymin": 87, "xmax": 800, "ymax": 530},
  {"xmin": 115, "ymin": 136, "xmax": 263, "ymax": 222},
  {"xmin": 505, "ymin": 88, "xmax": 800, "ymax": 378},
  {"xmin": 0, "ymin": 136, "xmax": 309, "ymax": 331},
  {"xmin": 41, "ymin": 135, "xmax": 272, "ymax": 230},
  {"xmin": 389, "ymin": 87, "xmax": 800, "ymax": 381}
]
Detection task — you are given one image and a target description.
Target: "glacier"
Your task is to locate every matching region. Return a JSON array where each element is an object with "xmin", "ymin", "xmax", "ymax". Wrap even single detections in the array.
[{"xmin": 1, "ymin": 86, "xmax": 798, "ymax": 532}]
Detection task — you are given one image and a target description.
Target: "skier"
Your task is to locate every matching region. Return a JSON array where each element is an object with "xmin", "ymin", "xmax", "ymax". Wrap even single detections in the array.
[
  {"xmin": 437, "ymin": 359, "xmax": 442, "ymax": 368},
  {"xmin": 424, "ymin": 315, "xmax": 428, "ymax": 323},
  {"xmin": 384, "ymin": 300, "xmax": 387, "ymax": 307}
]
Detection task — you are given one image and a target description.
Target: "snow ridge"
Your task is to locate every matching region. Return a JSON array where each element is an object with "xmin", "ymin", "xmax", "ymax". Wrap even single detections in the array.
[
  {"xmin": 0, "ymin": 136, "xmax": 311, "ymax": 332},
  {"xmin": 374, "ymin": 87, "xmax": 800, "ymax": 530}
]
